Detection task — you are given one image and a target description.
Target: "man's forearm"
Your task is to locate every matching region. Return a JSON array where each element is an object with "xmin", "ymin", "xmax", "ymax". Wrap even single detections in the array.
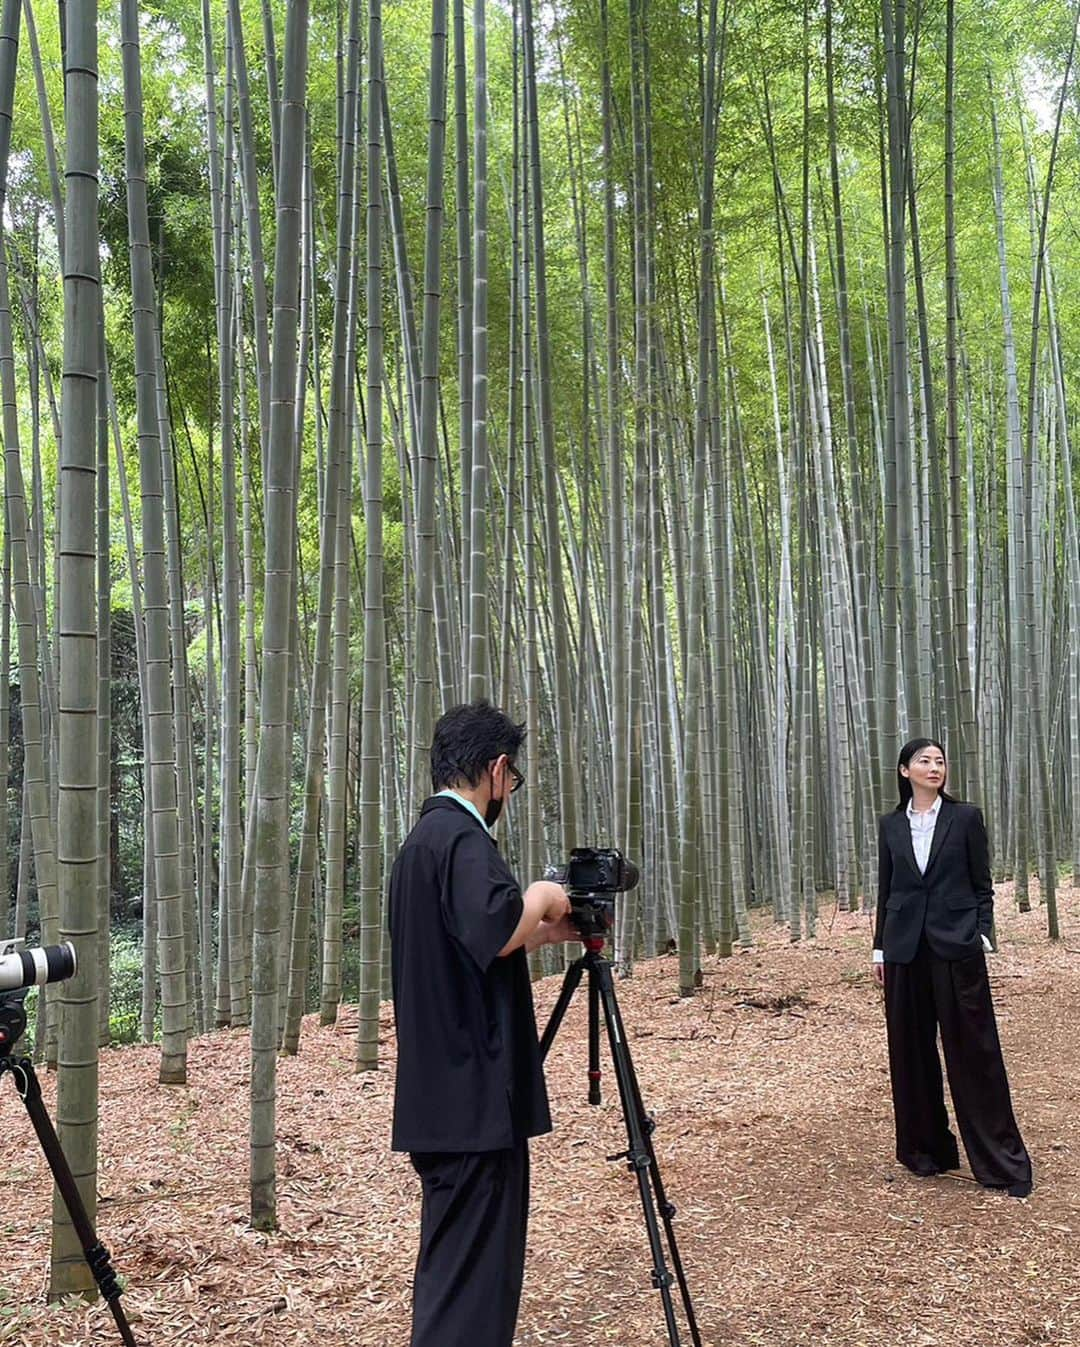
[
  {"xmin": 499, "ymin": 882, "xmax": 566, "ymax": 956},
  {"xmin": 525, "ymin": 923, "xmax": 556, "ymax": 954}
]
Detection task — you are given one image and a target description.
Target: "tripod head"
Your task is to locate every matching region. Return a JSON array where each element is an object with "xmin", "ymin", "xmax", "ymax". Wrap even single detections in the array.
[
  {"xmin": 566, "ymin": 896, "xmax": 615, "ymax": 942},
  {"xmin": 0, "ymin": 990, "xmax": 28, "ymax": 1061}
]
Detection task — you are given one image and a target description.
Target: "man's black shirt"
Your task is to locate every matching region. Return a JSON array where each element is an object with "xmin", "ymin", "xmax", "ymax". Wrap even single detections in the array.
[{"xmin": 389, "ymin": 795, "xmax": 553, "ymax": 1153}]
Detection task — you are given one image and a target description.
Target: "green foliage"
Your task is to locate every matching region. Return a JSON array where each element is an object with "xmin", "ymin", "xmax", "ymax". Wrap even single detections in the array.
[
  {"xmin": 4, "ymin": 0, "xmax": 1080, "ymax": 945},
  {"xmin": 105, "ymin": 930, "xmax": 146, "ymax": 1045},
  {"xmin": 19, "ymin": 926, "xmax": 145, "ymax": 1047}
]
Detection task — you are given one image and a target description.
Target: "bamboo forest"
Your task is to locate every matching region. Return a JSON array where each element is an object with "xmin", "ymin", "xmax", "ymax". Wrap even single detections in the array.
[{"xmin": 2, "ymin": 0, "xmax": 1080, "ymax": 1343}]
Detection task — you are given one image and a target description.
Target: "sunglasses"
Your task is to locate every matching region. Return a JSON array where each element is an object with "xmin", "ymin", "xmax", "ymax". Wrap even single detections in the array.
[{"xmin": 508, "ymin": 763, "xmax": 525, "ymax": 793}]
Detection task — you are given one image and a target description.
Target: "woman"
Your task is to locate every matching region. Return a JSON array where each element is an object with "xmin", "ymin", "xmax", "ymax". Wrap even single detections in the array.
[{"xmin": 872, "ymin": 737, "xmax": 1032, "ymax": 1197}]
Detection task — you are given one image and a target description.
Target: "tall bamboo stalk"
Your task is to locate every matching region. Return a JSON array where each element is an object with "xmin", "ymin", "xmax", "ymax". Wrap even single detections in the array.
[
  {"xmin": 522, "ymin": 0, "xmax": 579, "ymax": 852},
  {"xmin": 52, "ymin": 0, "xmax": 100, "ymax": 1300},
  {"xmin": 410, "ymin": 0, "xmax": 450, "ymax": 803},
  {"xmin": 678, "ymin": 0, "xmax": 723, "ymax": 996},
  {"xmin": 95, "ymin": 312, "xmax": 110, "ymax": 1047},
  {"xmin": 0, "ymin": 0, "xmax": 58, "ymax": 1025},
  {"xmin": 466, "ymin": 0, "xmax": 490, "ymax": 699},
  {"xmin": 357, "ymin": 0, "xmax": 386, "ymax": 1069},
  {"xmin": 319, "ymin": 0, "xmax": 361, "ymax": 1030},
  {"xmin": 1019, "ymin": 14, "xmax": 1077, "ymax": 939},
  {"xmin": 249, "ymin": 0, "xmax": 309, "ymax": 1232},
  {"xmin": 121, "ymin": 0, "xmax": 187, "ymax": 1085}
]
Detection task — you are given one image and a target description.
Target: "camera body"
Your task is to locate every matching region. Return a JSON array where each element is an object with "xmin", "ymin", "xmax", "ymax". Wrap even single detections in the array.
[{"xmin": 545, "ymin": 846, "xmax": 640, "ymax": 940}]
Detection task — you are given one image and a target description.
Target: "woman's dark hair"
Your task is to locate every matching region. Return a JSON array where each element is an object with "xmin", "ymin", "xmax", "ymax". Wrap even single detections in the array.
[
  {"xmin": 894, "ymin": 737, "xmax": 959, "ymax": 810},
  {"xmin": 430, "ymin": 700, "xmax": 526, "ymax": 791}
]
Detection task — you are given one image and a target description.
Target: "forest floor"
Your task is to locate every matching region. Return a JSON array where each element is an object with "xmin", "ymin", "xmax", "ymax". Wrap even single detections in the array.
[{"xmin": 3, "ymin": 883, "xmax": 1079, "ymax": 1347}]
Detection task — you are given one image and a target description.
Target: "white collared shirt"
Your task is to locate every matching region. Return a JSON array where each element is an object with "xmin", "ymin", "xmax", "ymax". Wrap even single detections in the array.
[{"xmin": 907, "ymin": 794, "xmax": 942, "ymax": 874}]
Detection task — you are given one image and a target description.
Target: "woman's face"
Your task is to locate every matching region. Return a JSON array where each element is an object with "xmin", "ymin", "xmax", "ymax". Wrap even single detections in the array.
[{"xmin": 901, "ymin": 745, "xmax": 946, "ymax": 793}]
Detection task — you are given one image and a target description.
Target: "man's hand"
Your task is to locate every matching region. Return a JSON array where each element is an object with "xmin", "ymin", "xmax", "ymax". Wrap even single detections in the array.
[
  {"xmin": 521, "ymin": 883, "xmax": 575, "ymax": 953},
  {"xmin": 534, "ymin": 913, "xmax": 579, "ymax": 947},
  {"xmin": 872, "ymin": 961, "xmax": 885, "ymax": 987},
  {"xmin": 521, "ymin": 880, "xmax": 571, "ymax": 921},
  {"xmin": 542, "ymin": 883, "xmax": 571, "ymax": 922}
]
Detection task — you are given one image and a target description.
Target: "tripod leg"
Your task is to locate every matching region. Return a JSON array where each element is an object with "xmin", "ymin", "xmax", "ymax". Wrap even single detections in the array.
[
  {"xmin": 598, "ymin": 972, "xmax": 704, "ymax": 1347},
  {"xmin": 4, "ymin": 1059, "xmax": 141, "ymax": 1347},
  {"xmin": 588, "ymin": 976, "xmax": 601, "ymax": 1105},
  {"xmin": 587, "ymin": 962, "xmax": 687, "ymax": 1347},
  {"xmin": 539, "ymin": 953, "xmax": 587, "ymax": 1060}
]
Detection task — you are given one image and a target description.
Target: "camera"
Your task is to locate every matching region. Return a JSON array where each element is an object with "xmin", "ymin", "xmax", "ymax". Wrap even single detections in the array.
[
  {"xmin": 0, "ymin": 939, "xmax": 77, "ymax": 1059},
  {"xmin": 0, "ymin": 938, "xmax": 78, "ymax": 994},
  {"xmin": 545, "ymin": 846, "xmax": 640, "ymax": 939}
]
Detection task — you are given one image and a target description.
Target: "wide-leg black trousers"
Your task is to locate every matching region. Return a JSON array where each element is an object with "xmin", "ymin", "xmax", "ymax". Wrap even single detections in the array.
[
  {"xmin": 884, "ymin": 939, "xmax": 1032, "ymax": 1194},
  {"xmin": 408, "ymin": 1140, "xmax": 530, "ymax": 1347}
]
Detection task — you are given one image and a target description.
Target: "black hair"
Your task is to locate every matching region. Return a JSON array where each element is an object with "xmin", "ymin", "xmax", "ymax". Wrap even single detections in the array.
[
  {"xmin": 894, "ymin": 737, "xmax": 959, "ymax": 810},
  {"xmin": 430, "ymin": 700, "xmax": 526, "ymax": 791}
]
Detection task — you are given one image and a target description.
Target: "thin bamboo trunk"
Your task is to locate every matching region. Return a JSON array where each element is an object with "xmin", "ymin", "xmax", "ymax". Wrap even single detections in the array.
[
  {"xmin": 249, "ymin": 0, "xmax": 309, "ymax": 1232},
  {"xmin": 1018, "ymin": 20, "xmax": 1077, "ymax": 939},
  {"xmin": 357, "ymin": 0, "xmax": 386, "ymax": 1069},
  {"xmin": 678, "ymin": 0, "xmax": 724, "ymax": 996},
  {"xmin": 522, "ymin": 0, "xmax": 579, "ymax": 853},
  {"xmin": 466, "ymin": 0, "xmax": 490, "ymax": 700},
  {"xmin": 989, "ymin": 81, "xmax": 1030, "ymax": 910},
  {"xmin": 51, "ymin": 0, "xmax": 100, "ymax": 1300},
  {"xmin": 218, "ymin": 20, "xmax": 244, "ymax": 1034},
  {"xmin": 121, "ymin": 0, "xmax": 188, "ymax": 1084},
  {"xmin": 95, "ymin": 315, "xmax": 110, "ymax": 1047},
  {"xmin": 319, "ymin": 0, "xmax": 362, "ymax": 1030},
  {"xmin": 0, "ymin": 0, "xmax": 59, "ymax": 1049}
]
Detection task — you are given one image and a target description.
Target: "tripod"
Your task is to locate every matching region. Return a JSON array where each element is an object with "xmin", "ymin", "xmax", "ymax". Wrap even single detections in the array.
[
  {"xmin": 540, "ymin": 935, "xmax": 703, "ymax": 1347},
  {"xmin": 0, "ymin": 997, "xmax": 141, "ymax": 1347}
]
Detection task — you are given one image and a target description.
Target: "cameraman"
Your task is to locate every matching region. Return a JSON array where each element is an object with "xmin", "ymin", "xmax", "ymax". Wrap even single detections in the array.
[{"xmin": 389, "ymin": 700, "xmax": 576, "ymax": 1347}]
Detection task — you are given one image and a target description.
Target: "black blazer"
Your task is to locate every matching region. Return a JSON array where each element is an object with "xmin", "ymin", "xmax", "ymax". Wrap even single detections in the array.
[{"xmin": 874, "ymin": 800, "xmax": 993, "ymax": 964}]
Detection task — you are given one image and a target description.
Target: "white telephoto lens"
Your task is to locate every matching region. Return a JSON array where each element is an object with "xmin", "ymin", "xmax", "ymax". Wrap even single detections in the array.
[
  {"xmin": 0, "ymin": 947, "xmax": 32, "ymax": 992},
  {"xmin": 0, "ymin": 941, "xmax": 77, "ymax": 992}
]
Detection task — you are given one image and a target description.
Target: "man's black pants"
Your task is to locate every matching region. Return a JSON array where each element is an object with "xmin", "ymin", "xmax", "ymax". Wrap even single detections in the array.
[
  {"xmin": 885, "ymin": 939, "xmax": 1032, "ymax": 1193},
  {"xmin": 408, "ymin": 1140, "xmax": 529, "ymax": 1347}
]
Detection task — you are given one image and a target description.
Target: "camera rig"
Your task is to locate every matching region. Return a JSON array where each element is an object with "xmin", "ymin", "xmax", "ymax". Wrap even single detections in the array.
[
  {"xmin": 539, "ymin": 846, "xmax": 700, "ymax": 1346},
  {"xmin": 544, "ymin": 845, "xmax": 640, "ymax": 940},
  {"xmin": 0, "ymin": 940, "xmax": 142, "ymax": 1347}
]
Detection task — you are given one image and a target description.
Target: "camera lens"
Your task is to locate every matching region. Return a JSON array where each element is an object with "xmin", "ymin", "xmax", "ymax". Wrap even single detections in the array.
[
  {"xmin": 618, "ymin": 858, "xmax": 641, "ymax": 893},
  {"xmin": 0, "ymin": 941, "xmax": 78, "ymax": 993}
]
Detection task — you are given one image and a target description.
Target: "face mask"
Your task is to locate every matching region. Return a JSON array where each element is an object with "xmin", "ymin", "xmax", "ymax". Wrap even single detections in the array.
[{"xmin": 484, "ymin": 765, "xmax": 504, "ymax": 828}]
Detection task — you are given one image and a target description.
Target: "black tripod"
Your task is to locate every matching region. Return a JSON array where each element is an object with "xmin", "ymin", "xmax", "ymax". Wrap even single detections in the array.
[
  {"xmin": 540, "ymin": 935, "xmax": 703, "ymax": 1347},
  {"xmin": 0, "ymin": 996, "xmax": 141, "ymax": 1347}
]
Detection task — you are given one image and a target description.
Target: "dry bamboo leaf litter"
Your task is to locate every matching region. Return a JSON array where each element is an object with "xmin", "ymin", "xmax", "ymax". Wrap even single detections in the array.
[{"xmin": 1, "ymin": 883, "xmax": 1078, "ymax": 1345}]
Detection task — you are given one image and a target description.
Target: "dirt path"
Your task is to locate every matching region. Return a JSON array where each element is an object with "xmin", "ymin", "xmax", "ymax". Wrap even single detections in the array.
[{"xmin": 3, "ymin": 886, "xmax": 1078, "ymax": 1346}]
